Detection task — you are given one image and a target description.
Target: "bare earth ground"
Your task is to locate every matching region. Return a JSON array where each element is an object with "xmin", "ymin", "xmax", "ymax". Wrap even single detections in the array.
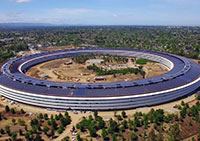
[
  {"xmin": 26, "ymin": 57, "xmax": 168, "ymax": 83},
  {"xmin": 39, "ymin": 45, "xmax": 79, "ymax": 52}
]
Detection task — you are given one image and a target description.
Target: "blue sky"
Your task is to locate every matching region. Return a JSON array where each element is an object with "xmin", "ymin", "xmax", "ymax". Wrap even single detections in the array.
[{"xmin": 0, "ymin": 0, "xmax": 200, "ymax": 25}]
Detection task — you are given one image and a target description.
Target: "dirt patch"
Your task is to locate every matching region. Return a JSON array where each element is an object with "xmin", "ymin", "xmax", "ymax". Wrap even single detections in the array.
[
  {"xmin": 39, "ymin": 45, "xmax": 79, "ymax": 52},
  {"xmin": 180, "ymin": 117, "xmax": 200, "ymax": 139}
]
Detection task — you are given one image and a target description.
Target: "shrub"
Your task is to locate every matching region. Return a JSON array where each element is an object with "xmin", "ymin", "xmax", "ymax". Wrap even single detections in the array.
[
  {"xmin": 101, "ymin": 129, "xmax": 108, "ymax": 139},
  {"xmin": 130, "ymin": 132, "xmax": 138, "ymax": 141},
  {"xmin": 117, "ymin": 115, "xmax": 123, "ymax": 120},
  {"xmin": 76, "ymin": 134, "xmax": 82, "ymax": 141},
  {"xmin": 57, "ymin": 126, "xmax": 63, "ymax": 134},
  {"xmin": 44, "ymin": 114, "xmax": 48, "ymax": 120},
  {"xmin": 18, "ymin": 119, "xmax": 25, "ymax": 126},
  {"xmin": 122, "ymin": 111, "xmax": 127, "ymax": 118},
  {"xmin": 10, "ymin": 108, "xmax": 16, "ymax": 114},
  {"xmin": 43, "ymin": 126, "xmax": 49, "ymax": 134},
  {"xmin": 20, "ymin": 109, "xmax": 25, "ymax": 114},
  {"xmin": 11, "ymin": 132, "xmax": 17, "ymax": 140},
  {"xmin": 0, "ymin": 128, "xmax": 5, "ymax": 134},
  {"xmin": 5, "ymin": 105, "xmax": 10, "ymax": 112},
  {"xmin": 5, "ymin": 125, "xmax": 10, "ymax": 135},
  {"xmin": 19, "ymin": 129, "xmax": 23, "ymax": 135},
  {"xmin": 136, "ymin": 58, "xmax": 148, "ymax": 64}
]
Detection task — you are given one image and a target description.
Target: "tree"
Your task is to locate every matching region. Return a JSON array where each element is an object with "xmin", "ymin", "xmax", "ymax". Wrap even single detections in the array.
[
  {"xmin": 180, "ymin": 107, "xmax": 187, "ymax": 119},
  {"xmin": 35, "ymin": 134, "xmax": 41, "ymax": 141},
  {"xmin": 38, "ymin": 113, "xmax": 43, "ymax": 119},
  {"xmin": 189, "ymin": 106, "xmax": 198, "ymax": 117},
  {"xmin": 0, "ymin": 128, "xmax": 4, "ymax": 134},
  {"xmin": 64, "ymin": 136, "xmax": 70, "ymax": 141},
  {"xmin": 10, "ymin": 108, "xmax": 16, "ymax": 114},
  {"xmin": 24, "ymin": 133, "xmax": 30, "ymax": 140},
  {"xmin": 167, "ymin": 123, "xmax": 181, "ymax": 141},
  {"xmin": 89, "ymin": 127, "xmax": 97, "ymax": 137},
  {"xmin": 44, "ymin": 113, "xmax": 48, "ymax": 120},
  {"xmin": 77, "ymin": 134, "xmax": 82, "ymax": 141},
  {"xmin": 20, "ymin": 108, "xmax": 25, "ymax": 114},
  {"xmin": 134, "ymin": 116, "xmax": 140, "ymax": 127},
  {"xmin": 114, "ymin": 111, "xmax": 117, "ymax": 117},
  {"xmin": 121, "ymin": 120, "xmax": 128, "ymax": 129},
  {"xmin": 51, "ymin": 119, "xmax": 57, "ymax": 129},
  {"xmin": 50, "ymin": 115, "xmax": 54, "ymax": 120},
  {"xmin": 5, "ymin": 105, "xmax": 10, "ymax": 112},
  {"xmin": 94, "ymin": 111, "xmax": 98, "ymax": 119},
  {"xmin": 65, "ymin": 116, "xmax": 71, "ymax": 125},
  {"xmin": 117, "ymin": 115, "xmax": 123, "ymax": 120},
  {"xmin": 108, "ymin": 118, "xmax": 119, "ymax": 133},
  {"xmin": 47, "ymin": 120, "xmax": 51, "ymax": 126},
  {"xmin": 153, "ymin": 109, "xmax": 164, "ymax": 125},
  {"xmin": 65, "ymin": 111, "xmax": 69, "ymax": 117},
  {"xmin": 60, "ymin": 117, "xmax": 67, "ymax": 127},
  {"xmin": 28, "ymin": 130, "xmax": 33, "ymax": 135},
  {"xmin": 5, "ymin": 125, "xmax": 10, "ymax": 135},
  {"xmin": 128, "ymin": 119, "xmax": 134, "ymax": 130},
  {"xmin": 11, "ymin": 132, "xmax": 17, "ymax": 140},
  {"xmin": 24, "ymin": 125, "xmax": 28, "ymax": 131},
  {"xmin": 101, "ymin": 129, "xmax": 108, "ymax": 140},
  {"xmin": 130, "ymin": 132, "xmax": 138, "ymax": 141},
  {"xmin": 18, "ymin": 119, "xmax": 25, "ymax": 126},
  {"xmin": 0, "ymin": 112, "xmax": 2, "ymax": 121},
  {"xmin": 97, "ymin": 116, "xmax": 105, "ymax": 129},
  {"xmin": 57, "ymin": 126, "xmax": 63, "ymax": 134},
  {"xmin": 181, "ymin": 101, "xmax": 185, "ymax": 106},
  {"xmin": 50, "ymin": 129, "xmax": 55, "ymax": 137},
  {"xmin": 111, "ymin": 134, "xmax": 117, "ymax": 141},
  {"xmin": 43, "ymin": 126, "xmax": 49, "ymax": 135},
  {"xmin": 12, "ymin": 118, "xmax": 16, "ymax": 124},
  {"xmin": 55, "ymin": 114, "xmax": 59, "ymax": 120},
  {"xmin": 58, "ymin": 113, "xmax": 63, "ymax": 119},
  {"xmin": 122, "ymin": 111, "xmax": 127, "ymax": 118},
  {"xmin": 196, "ymin": 95, "xmax": 200, "ymax": 100},
  {"xmin": 32, "ymin": 126, "xmax": 37, "ymax": 133},
  {"xmin": 143, "ymin": 115, "xmax": 149, "ymax": 129},
  {"xmin": 19, "ymin": 129, "xmax": 23, "ymax": 135}
]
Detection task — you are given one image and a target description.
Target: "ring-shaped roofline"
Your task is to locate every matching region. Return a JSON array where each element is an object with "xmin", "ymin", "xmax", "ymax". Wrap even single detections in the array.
[{"xmin": 1, "ymin": 48, "xmax": 192, "ymax": 89}]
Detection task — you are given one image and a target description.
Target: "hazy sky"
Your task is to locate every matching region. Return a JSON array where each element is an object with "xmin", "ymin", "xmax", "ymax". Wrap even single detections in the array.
[{"xmin": 0, "ymin": 0, "xmax": 200, "ymax": 25}]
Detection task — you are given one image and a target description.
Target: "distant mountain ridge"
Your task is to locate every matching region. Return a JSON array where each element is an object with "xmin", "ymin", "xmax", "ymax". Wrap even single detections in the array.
[{"xmin": 0, "ymin": 23, "xmax": 198, "ymax": 30}]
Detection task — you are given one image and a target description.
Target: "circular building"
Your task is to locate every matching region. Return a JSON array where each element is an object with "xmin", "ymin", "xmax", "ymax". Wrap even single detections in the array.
[{"xmin": 0, "ymin": 48, "xmax": 200, "ymax": 110}]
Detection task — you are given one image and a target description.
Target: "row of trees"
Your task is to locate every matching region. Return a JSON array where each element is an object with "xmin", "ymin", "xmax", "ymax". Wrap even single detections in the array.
[{"xmin": 87, "ymin": 64, "xmax": 146, "ymax": 77}]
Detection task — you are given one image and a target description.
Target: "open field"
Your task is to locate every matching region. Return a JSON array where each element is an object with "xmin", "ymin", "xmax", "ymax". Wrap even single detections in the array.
[{"xmin": 26, "ymin": 57, "xmax": 168, "ymax": 83}]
